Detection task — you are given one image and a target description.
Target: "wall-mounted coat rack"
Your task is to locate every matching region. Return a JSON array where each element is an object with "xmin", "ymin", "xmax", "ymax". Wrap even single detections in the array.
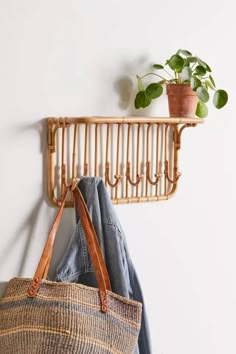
[{"xmin": 47, "ymin": 117, "xmax": 203, "ymax": 207}]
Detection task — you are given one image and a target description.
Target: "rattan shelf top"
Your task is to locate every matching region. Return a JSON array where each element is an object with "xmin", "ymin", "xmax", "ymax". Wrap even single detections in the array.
[{"xmin": 48, "ymin": 116, "xmax": 204, "ymax": 125}]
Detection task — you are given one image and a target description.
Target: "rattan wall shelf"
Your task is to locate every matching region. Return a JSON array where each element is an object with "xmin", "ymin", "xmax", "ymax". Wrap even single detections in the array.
[{"xmin": 47, "ymin": 116, "xmax": 203, "ymax": 207}]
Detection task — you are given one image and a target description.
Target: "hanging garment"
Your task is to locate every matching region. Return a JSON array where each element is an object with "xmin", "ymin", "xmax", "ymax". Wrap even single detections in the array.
[
  {"xmin": 0, "ymin": 186, "xmax": 142, "ymax": 354},
  {"xmin": 56, "ymin": 177, "xmax": 152, "ymax": 354}
]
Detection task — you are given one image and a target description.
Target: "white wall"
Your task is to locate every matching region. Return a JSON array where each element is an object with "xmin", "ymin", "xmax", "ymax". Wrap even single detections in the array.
[{"xmin": 0, "ymin": 1, "xmax": 235, "ymax": 353}]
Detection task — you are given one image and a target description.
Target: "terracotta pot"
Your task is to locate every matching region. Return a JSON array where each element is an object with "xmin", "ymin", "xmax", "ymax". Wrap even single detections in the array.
[{"xmin": 166, "ymin": 84, "xmax": 198, "ymax": 118}]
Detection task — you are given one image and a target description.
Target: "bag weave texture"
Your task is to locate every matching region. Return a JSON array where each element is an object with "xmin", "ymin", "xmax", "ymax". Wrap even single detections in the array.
[
  {"xmin": 0, "ymin": 185, "xmax": 142, "ymax": 353},
  {"xmin": 0, "ymin": 278, "xmax": 141, "ymax": 353}
]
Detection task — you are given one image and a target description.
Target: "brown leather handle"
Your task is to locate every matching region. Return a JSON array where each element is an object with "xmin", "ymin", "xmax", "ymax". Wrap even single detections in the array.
[
  {"xmin": 27, "ymin": 184, "xmax": 111, "ymax": 312},
  {"xmin": 42, "ymin": 187, "xmax": 111, "ymax": 292},
  {"xmin": 73, "ymin": 187, "xmax": 111, "ymax": 293}
]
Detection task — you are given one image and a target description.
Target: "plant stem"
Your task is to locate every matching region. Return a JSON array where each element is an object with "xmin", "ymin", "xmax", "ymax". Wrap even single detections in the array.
[
  {"xmin": 163, "ymin": 69, "xmax": 175, "ymax": 79},
  {"xmin": 177, "ymin": 72, "xmax": 181, "ymax": 84},
  {"xmin": 140, "ymin": 72, "xmax": 169, "ymax": 82}
]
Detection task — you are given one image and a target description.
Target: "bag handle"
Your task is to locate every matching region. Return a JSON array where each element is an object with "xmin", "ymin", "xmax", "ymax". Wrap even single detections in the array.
[
  {"xmin": 27, "ymin": 184, "xmax": 111, "ymax": 313},
  {"xmin": 42, "ymin": 186, "xmax": 111, "ymax": 291}
]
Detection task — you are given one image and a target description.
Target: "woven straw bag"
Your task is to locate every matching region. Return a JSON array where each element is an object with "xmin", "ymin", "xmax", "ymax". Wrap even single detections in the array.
[{"xmin": 0, "ymin": 185, "xmax": 142, "ymax": 354}]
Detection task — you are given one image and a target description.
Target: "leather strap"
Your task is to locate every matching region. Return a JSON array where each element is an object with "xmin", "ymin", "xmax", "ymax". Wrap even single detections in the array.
[
  {"xmin": 27, "ymin": 184, "xmax": 111, "ymax": 312},
  {"xmin": 73, "ymin": 187, "xmax": 111, "ymax": 293},
  {"xmin": 42, "ymin": 187, "xmax": 112, "ymax": 292}
]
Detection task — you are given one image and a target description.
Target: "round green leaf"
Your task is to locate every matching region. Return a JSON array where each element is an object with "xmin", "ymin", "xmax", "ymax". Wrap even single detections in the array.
[
  {"xmin": 213, "ymin": 89, "xmax": 228, "ymax": 109},
  {"xmin": 196, "ymin": 57, "xmax": 206, "ymax": 68},
  {"xmin": 196, "ymin": 57, "xmax": 211, "ymax": 72},
  {"xmin": 146, "ymin": 83, "xmax": 163, "ymax": 99},
  {"xmin": 205, "ymin": 63, "xmax": 211, "ymax": 72},
  {"xmin": 135, "ymin": 91, "xmax": 143, "ymax": 109},
  {"xmin": 194, "ymin": 65, "xmax": 206, "ymax": 76},
  {"xmin": 196, "ymin": 86, "xmax": 210, "ymax": 102},
  {"xmin": 180, "ymin": 49, "xmax": 192, "ymax": 57},
  {"xmin": 190, "ymin": 77, "xmax": 201, "ymax": 90},
  {"xmin": 135, "ymin": 91, "xmax": 152, "ymax": 109},
  {"xmin": 167, "ymin": 54, "xmax": 185, "ymax": 72},
  {"xmin": 181, "ymin": 66, "xmax": 192, "ymax": 81},
  {"xmin": 153, "ymin": 64, "xmax": 164, "ymax": 70},
  {"xmin": 187, "ymin": 56, "xmax": 197, "ymax": 63},
  {"xmin": 183, "ymin": 58, "xmax": 190, "ymax": 67},
  {"xmin": 196, "ymin": 101, "xmax": 208, "ymax": 118}
]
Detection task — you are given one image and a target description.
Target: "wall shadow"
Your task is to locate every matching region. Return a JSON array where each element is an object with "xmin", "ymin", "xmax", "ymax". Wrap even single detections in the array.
[
  {"xmin": 0, "ymin": 118, "xmax": 53, "ymax": 276},
  {"xmin": 113, "ymin": 56, "xmax": 154, "ymax": 117},
  {"xmin": 0, "ymin": 196, "xmax": 44, "ymax": 274},
  {"xmin": 114, "ymin": 76, "xmax": 133, "ymax": 110}
]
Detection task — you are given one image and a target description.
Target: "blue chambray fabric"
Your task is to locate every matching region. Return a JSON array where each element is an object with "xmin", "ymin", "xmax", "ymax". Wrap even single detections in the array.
[{"xmin": 55, "ymin": 177, "xmax": 152, "ymax": 354}]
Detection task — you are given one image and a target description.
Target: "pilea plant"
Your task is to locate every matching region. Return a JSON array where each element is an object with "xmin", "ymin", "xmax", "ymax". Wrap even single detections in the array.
[{"xmin": 134, "ymin": 49, "xmax": 228, "ymax": 117}]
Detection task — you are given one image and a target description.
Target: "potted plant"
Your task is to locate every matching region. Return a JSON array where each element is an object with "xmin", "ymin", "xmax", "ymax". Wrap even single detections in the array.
[{"xmin": 134, "ymin": 49, "xmax": 228, "ymax": 118}]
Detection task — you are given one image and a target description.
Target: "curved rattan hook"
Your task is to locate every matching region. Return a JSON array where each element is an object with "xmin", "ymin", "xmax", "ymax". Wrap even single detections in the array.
[
  {"xmin": 146, "ymin": 161, "xmax": 161, "ymax": 186},
  {"xmin": 126, "ymin": 161, "xmax": 143, "ymax": 186},
  {"xmin": 48, "ymin": 119, "xmax": 60, "ymax": 153},
  {"xmin": 105, "ymin": 163, "xmax": 121, "ymax": 187},
  {"xmin": 164, "ymin": 161, "xmax": 182, "ymax": 184}
]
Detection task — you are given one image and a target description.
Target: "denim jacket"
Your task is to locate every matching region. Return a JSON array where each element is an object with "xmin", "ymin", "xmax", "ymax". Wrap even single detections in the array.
[{"xmin": 55, "ymin": 177, "xmax": 152, "ymax": 354}]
